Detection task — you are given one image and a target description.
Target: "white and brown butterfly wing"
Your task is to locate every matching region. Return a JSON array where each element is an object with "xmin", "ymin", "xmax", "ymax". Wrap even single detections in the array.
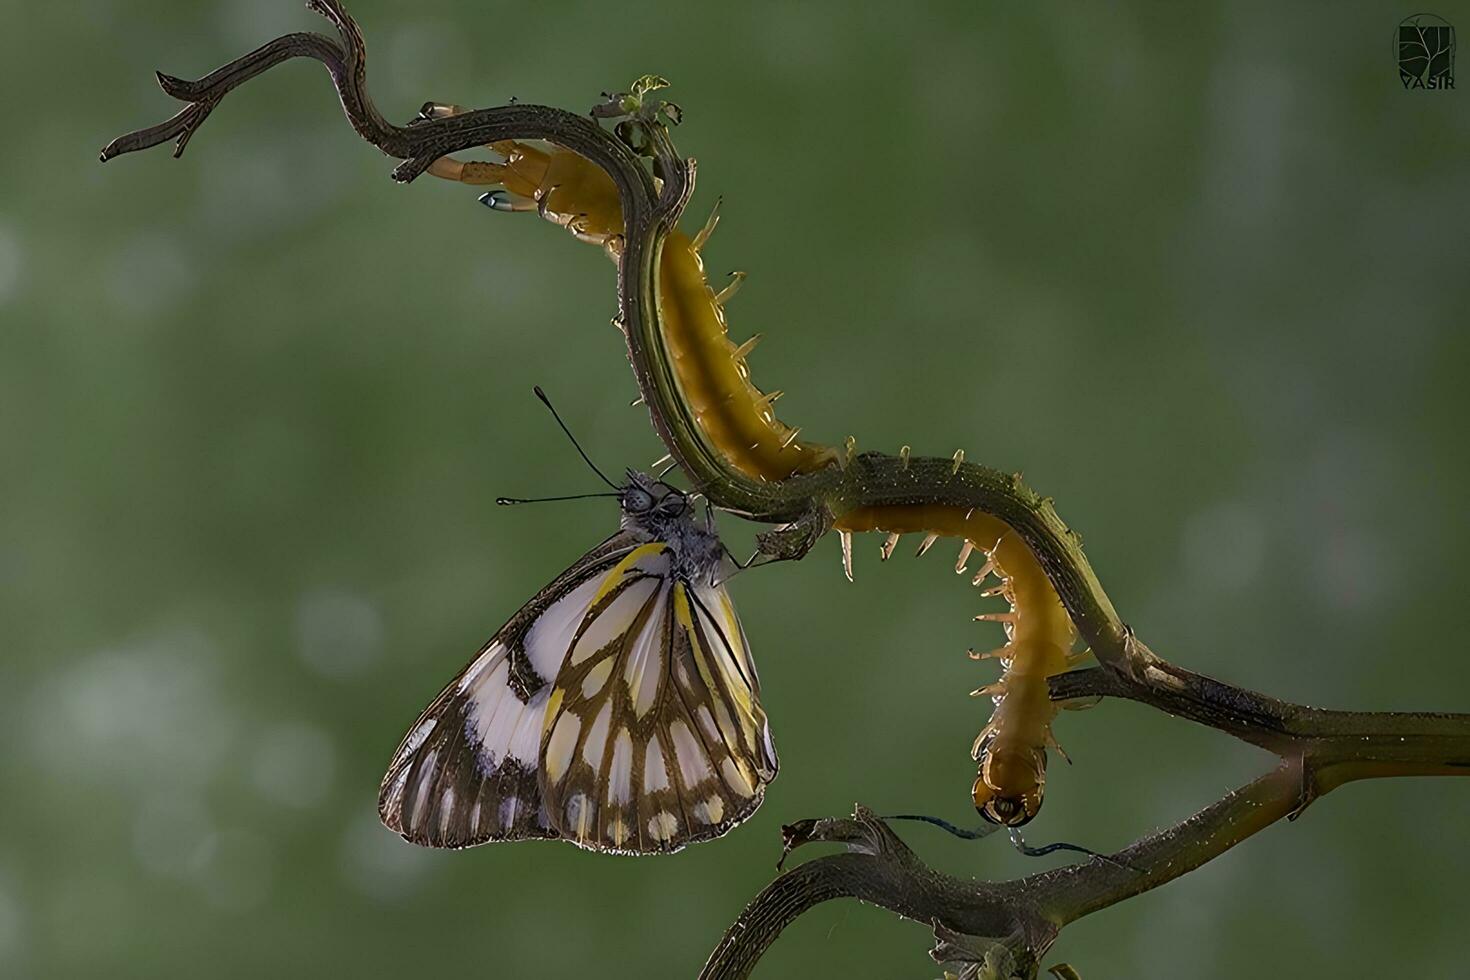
[
  {"xmin": 378, "ymin": 532, "xmax": 640, "ymax": 848},
  {"xmin": 685, "ymin": 580, "xmax": 778, "ymax": 789},
  {"xmin": 539, "ymin": 554, "xmax": 778, "ymax": 854}
]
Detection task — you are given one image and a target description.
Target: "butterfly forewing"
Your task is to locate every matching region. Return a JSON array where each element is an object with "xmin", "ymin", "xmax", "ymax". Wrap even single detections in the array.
[
  {"xmin": 378, "ymin": 532, "xmax": 639, "ymax": 848},
  {"xmin": 685, "ymin": 582, "xmax": 778, "ymax": 779}
]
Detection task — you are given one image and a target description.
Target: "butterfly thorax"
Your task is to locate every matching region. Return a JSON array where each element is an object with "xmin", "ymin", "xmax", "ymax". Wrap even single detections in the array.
[{"xmin": 619, "ymin": 470, "xmax": 724, "ymax": 587}]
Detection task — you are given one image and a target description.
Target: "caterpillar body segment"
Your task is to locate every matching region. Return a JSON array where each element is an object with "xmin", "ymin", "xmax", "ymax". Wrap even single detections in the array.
[
  {"xmin": 426, "ymin": 137, "xmax": 836, "ymax": 480},
  {"xmin": 428, "ymin": 138, "xmax": 626, "ymax": 252},
  {"xmin": 656, "ymin": 231, "xmax": 835, "ymax": 478},
  {"xmin": 835, "ymin": 504, "xmax": 1077, "ymax": 826}
]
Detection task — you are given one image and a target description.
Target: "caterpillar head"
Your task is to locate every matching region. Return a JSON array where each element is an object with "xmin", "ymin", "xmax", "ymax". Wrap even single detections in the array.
[{"xmin": 972, "ymin": 740, "xmax": 1046, "ymax": 827}]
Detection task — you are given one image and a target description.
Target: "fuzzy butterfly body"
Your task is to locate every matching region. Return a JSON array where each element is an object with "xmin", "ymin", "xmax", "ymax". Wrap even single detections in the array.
[{"xmin": 379, "ymin": 471, "xmax": 777, "ymax": 854}]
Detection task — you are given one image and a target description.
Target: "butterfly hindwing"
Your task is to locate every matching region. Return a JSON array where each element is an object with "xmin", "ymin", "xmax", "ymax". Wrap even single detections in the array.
[
  {"xmin": 378, "ymin": 532, "xmax": 641, "ymax": 848},
  {"xmin": 683, "ymin": 581, "xmax": 778, "ymax": 785}
]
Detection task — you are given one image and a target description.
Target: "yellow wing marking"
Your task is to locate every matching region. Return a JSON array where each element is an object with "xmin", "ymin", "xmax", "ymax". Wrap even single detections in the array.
[
  {"xmin": 542, "ymin": 686, "xmax": 566, "ymax": 736},
  {"xmin": 675, "ymin": 582, "xmax": 719, "ymax": 699},
  {"xmin": 716, "ymin": 589, "xmax": 751, "ymax": 676},
  {"xmin": 672, "ymin": 581, "xmax": 694, "ymax": 631},
  {"xmin": 676, "ymin": 583, "xmax": 756, "ymax": 739},
  {"xmin": 591, "ymin": 542, "xmax": 667, "ymax": 608}
]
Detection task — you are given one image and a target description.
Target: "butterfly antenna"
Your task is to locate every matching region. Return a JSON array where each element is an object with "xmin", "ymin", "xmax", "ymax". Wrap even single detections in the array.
[
  {"xmin": 497, "ymin": 492, "xmax": 620, "ymax": 506},
  {"xmin": 533, "ymin": 385, "xmax": 619, "ymax": 491}
]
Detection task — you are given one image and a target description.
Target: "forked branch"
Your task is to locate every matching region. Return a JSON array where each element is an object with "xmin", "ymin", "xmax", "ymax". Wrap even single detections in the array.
[{"xmin": 702, "ymin": 655, "xmax": 1470, "ymax": 979}]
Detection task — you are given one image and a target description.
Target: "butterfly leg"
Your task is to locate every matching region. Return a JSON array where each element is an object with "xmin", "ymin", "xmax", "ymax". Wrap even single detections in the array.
[
  {"xmin": 755, "ymin": 505, "xmax": 831, "ymax": 562},
  {"xmin": 703, "ymin": 507, "xmax": 778, "ymax": 579},
  {"xmin": 722, "ymin": 543, "xmax": 784, "ymax": 577}
]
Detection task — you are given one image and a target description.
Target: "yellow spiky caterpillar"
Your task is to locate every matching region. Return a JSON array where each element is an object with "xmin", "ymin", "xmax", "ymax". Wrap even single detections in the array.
[
  {"xmin": 836, "ymin": 505, "xmax": 1080, "ymax": 826},
  {"xmin": 426, "ymin": 133, "xmax": 835, "ymax": 480}
]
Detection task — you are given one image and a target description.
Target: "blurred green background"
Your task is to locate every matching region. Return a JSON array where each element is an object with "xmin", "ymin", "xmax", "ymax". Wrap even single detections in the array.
[{"xmin": 4, "ymin": 0, "xmax": 1469, "ymax": 976}]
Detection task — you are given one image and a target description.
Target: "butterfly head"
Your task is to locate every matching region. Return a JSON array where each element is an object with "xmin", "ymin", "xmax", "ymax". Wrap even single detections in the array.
[
  {"xmin": 620, "ymin": 470, "xmax": 723, "ymax": 582},
  {"xmin": 620, "ymin": 469, "xmax": 692, "ymax": 531}
]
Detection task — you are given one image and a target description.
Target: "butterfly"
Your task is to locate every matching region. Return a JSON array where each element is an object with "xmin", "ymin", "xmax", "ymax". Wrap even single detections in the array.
[{"xmin": 378, "ymin": 408, "xmax": 778, "ymax": 854}]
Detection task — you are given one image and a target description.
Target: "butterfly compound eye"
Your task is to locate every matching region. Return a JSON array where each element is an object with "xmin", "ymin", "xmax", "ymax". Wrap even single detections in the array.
[
  {"xmin": 658, "ymin": 493, "xmax": 688, "ymax": 516},
  {"xmin": 623, "ymin": 487, "xmax": 654, "ymax": 513}
]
